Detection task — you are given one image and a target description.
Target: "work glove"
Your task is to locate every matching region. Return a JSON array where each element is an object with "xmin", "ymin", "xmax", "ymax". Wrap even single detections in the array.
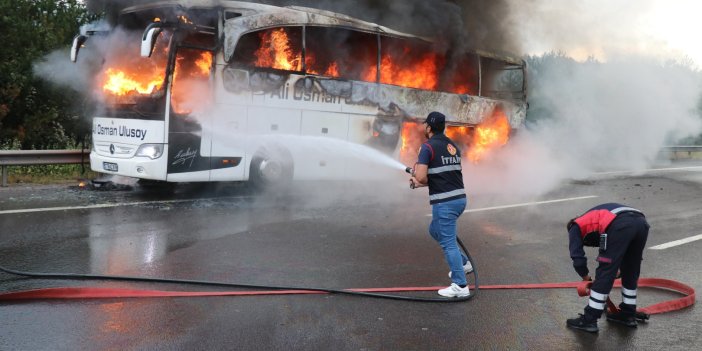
[{"xmin": 573, "ymin": 263, "xmax": 589, "ymax": 278}]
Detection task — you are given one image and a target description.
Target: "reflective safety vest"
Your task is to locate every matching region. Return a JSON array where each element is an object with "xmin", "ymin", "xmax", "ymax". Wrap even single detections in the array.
[
  {"xmin": 572, "ymin": 204, "xmax": 643, "ymax": 240},
  {"xmin": 419, "ymin": 134, "xmax": 466, "ymax": 205}
]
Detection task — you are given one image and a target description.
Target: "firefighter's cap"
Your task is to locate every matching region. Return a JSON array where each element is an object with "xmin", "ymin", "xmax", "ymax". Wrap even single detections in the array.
[{"xmin": 425, "ymin": 111, "xmax": 445, "ymax": 128}]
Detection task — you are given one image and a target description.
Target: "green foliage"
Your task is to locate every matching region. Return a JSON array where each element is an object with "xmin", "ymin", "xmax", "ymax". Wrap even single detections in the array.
[
  {"xmin": 0, "ymin": 0, "xmax": 98, "ymax": 149},
  {"xmin": 524, "ymin": 52, "xmax": 702, "ymax": 145},
  {"xmin": 6, "ymin": 164, "xmax": 97, "ymax": 184},
  {"xmin": 0, "ymin": 137, "xmax": 20, "ymax": 150},
  {"xmin": 524, "ymin": 51, "xmax": 582, "ymax": 125}
]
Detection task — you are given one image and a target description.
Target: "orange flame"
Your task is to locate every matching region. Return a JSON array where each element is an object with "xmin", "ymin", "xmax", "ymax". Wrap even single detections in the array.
[
  {"xmin": 254, "ymin": 28, "xmax": 301, "ymax": 71},
  {"xmin": 102, "ymin": 68, "xmax": 163, "ymax": 96},
  {"xmin": 379, "ymin": 53, "xmax": 439, "ymax": 90},
  {"xmin": 305, "ymin": 53, "xmax": 340, "ymax": 77},
  {"xmin": 445, "ymin": 125, "xmax": 471, "ymax": 153},
  {"xmin": 250, "ymin": 30, "xmax": 476, "ymax": 93},
  {"xmin": 171, "ymin": 51, "xmax": 213, "ymax": 114},
  {"xmin": 324, "ymin": 61, "xmax": 339, "ymax": 77},
  {"xmin": 467, "ymin": 109, "xmax": 511, "ymax": 163},
  {"xmin": 195, "ymin": 52, "xmax": 213, "ymax": 75},
  {"xmin": 399, "ymin": 122, "xmax": 426, "ymax": 166},
  {"xmin": 100, "ymin": 31, "xmax": 169, "ymax": 98},
  {"xmin": 97, "ymin": 31, "xmax": 215, "ymax": 116}
]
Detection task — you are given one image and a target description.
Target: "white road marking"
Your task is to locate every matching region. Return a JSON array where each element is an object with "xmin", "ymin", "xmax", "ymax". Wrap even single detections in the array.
[
  {"xmin": 463, "ymin": 195, "xmax": 598, "ymax": 214},
  {"xmin": 593, "ymin": 166, "xmax": 702, "ymax": 176},
  {"xmin": 649, "ymin": 234, "xmax": 702, "ymax": 250},
  {"xmin": 0, "ymin": 197, "xmax": 250, "ymax": 215},
  {"xmin": 425, "ymin": 195, "xmax": 598, "ymax": 216}
]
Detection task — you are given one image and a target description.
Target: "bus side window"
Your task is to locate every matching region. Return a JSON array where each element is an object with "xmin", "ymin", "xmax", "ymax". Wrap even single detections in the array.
[
  {"xmin": 379, "ymin": 36, "xmax": 444, "ymax": 91},
  {"xmin": 440, "ymin": 53, "xmax": 479, "ymax": 96},
  {"xmin": 304, "ymin": 27, "xmax": 378, "ymax": 83},
  {"xmin": 480, "ymin": 57, "xmax": 525, "ymax": 100},
  {"xmin": 231, "ymin": 26, "xmax": 303, "ymax": 72}
]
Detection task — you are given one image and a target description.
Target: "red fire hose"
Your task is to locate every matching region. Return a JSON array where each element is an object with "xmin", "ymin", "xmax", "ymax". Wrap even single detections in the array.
[{"xmin": 0, "ymin": 278, "xmax": 694, "ymax": 317}]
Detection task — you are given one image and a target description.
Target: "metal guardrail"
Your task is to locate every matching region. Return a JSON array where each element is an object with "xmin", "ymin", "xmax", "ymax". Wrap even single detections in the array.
[
  {"xmin": 0, "ymin": 149, "xmax": 90, "ymax": 187},
  {"xmin": 663, "ymin": 145, "xmax": 702, "ymax": 151},
  {"xmin": 659, "ymin": 146, "xmax": 702, "ymax": 160}
]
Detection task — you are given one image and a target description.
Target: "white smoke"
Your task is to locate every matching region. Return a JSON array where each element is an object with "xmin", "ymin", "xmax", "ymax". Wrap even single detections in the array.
[
  {"xmin": 531, "ymin": 57, "xmax": 701, "ymax": 169},
  {"xmin": 460, "ymin": 1, "xmax": 702, "ymax": 198},
  {"xmin": 465, "ymin": 55, "xmax": 702, "ymax": 197},
  {"xmin": 33, "ymin": 20, "xmax": 113, "ymax": 97},
  {"xmin": 510, "ymin": 0, "xmax": 702, "ymax": 68},
  {"xmin": 33, "ymin": 49, "xmax": 93, "ymax": 94}
]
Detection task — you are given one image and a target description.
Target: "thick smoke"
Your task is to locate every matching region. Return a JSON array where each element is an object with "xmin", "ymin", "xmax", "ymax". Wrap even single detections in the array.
[
  {"xmin": 466, "ymin": 54, "xmax": 702, "ymax": 197},
  {"xmin": 34, "ymin": 19, "xmax": 111, "ymax": 97},
  {"xmin": 85, "ymin": 0, "xmax": 517, "ymax": 53},
  {"xmin": 467, "ymin": 0, "xmax": 702, "ymax": 197},
  {"xmin": 261, "ymin": 0, "xmax": 517, "ymax": 52},
  {"xmin": 528, "ymin": 57, "xmax": 701, "ymax": 170}
]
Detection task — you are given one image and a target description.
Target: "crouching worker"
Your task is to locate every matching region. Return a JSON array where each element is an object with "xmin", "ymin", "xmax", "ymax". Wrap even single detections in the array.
[{"xmin": 566, "ymin": 203, "xmax": 650, "ymax": 333}]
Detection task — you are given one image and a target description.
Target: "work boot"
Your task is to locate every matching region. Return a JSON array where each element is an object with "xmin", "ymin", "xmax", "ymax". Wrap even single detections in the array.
[
  {"xmin": 606, "ymin": 311, "xmax": 638, "ymax": 328},
  {"xmin": 566, "ymin": 314, "xmax": 599, "ymax": 333},
  {"xmin": 438, "ymin": 283, "xmax": 470, "ymax": 298},
  {"xmin": 448, "ymin": 261, "xmax": 474, "ymax": 278}
]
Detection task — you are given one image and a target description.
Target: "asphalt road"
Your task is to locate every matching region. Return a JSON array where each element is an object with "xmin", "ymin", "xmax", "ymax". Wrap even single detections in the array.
[{"xmin": 1, "ymin": 162, "xmax": 701, "ymax": 350}]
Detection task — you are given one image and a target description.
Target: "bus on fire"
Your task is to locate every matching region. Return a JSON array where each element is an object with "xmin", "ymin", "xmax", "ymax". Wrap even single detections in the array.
[{"xmin": 71, "ymin": 0, "xmax": 527, "ymax": 189}]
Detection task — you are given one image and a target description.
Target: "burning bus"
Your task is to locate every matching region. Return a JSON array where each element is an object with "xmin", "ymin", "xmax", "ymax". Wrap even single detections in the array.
[{"xmin": 71, "ymin": 1, "xmax": 527, "ymax": 188}]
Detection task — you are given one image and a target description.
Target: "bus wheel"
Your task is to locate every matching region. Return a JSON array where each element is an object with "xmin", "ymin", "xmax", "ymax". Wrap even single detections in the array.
[{"xmin": 249, "ymin": 146, "xmax": 294, "ymax": 191}]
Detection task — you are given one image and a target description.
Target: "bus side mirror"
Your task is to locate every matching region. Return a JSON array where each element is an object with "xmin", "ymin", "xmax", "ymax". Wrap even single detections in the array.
[
  {"xmin": 141, "ymin": 23, "xmax": 164, "ymax": 58},
  {"xmin": 70, "ymin": 35, "xmax": 88, "ymax": 62}
]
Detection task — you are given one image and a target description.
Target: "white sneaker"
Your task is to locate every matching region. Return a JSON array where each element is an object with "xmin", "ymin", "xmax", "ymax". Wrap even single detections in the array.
[
  {"xmin": 448, "ymin": 261, "xmax": 474, "ymax": 278},
  {"xmin": 438, "ymin": 283, "xmax": 470, "ymax": 298}
]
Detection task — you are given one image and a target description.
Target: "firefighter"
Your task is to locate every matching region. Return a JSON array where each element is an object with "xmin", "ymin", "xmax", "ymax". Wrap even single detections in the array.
[
  {"xmin": 566, "ymin": 203, "xmax": 650, "ymax": 333},
  {"xmin": 410, "ymin": 111, "xmax": 472, "ymax": 297}
]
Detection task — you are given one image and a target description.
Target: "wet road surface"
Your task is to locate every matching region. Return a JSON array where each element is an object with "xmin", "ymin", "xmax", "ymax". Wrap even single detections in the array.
[{"xmin": 1, "ymin": 163, "xmax": 701, "ymax": 350}]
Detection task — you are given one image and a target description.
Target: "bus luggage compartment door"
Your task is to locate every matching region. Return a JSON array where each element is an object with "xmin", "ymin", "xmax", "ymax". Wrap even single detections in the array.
[{"xmin": 298, "ymin": 110, "xmax": 350, "ymax": 180}]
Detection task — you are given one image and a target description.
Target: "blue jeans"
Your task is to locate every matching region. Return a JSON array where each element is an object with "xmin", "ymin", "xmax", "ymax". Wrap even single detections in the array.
[{"xmin": 429, "ymin": 197, "xmax": 469, "ymax": 286}]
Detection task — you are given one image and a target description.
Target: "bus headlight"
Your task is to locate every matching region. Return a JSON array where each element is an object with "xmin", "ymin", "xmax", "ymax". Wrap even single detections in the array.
[{"xmin": 135, "ymin": 144, "xmax": 164, "ymax": 159}]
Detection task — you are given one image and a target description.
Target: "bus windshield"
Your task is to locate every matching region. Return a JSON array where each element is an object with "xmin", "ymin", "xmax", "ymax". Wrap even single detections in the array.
[
  {"xmin": 96, "ymin": 28, "xmax": 172, "ymax": 119},
  {"xmin": 95, "ymin": 26, "xmax": 215, "ymax": 119}
]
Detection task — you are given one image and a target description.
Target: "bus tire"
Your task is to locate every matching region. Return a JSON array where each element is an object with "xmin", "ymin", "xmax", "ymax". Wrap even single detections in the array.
[{"xmin": 249, "ymin": 146, "xmax": 294, "ymax": 191}]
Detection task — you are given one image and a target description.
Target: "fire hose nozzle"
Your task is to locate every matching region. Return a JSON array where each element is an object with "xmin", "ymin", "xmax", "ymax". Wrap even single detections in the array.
[{"xmin": 406, "ymin": 167, "xmax": 416, "ymax": 189}]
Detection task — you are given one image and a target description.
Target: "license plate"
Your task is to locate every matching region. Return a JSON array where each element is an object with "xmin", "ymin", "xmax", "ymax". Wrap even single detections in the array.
[{"xmin": 103, "ymin": 162, "xmax": 118, "ymax": 172}]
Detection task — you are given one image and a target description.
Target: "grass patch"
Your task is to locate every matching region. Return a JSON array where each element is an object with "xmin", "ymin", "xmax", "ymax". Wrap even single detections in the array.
[{"xmin": 3, "ymin": 164, "xmax": 98, "ymax": 185}]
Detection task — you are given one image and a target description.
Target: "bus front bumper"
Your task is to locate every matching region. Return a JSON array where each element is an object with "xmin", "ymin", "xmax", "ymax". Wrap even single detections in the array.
[{"xmin": 90, "ymin": 151, "xmax": 167, "ymax": 180}]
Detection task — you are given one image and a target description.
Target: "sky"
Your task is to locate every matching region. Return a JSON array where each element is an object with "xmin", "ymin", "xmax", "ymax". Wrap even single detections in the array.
[{"xmin": 512, "ymin": 0, "xmax": 702, "ymax": 68}]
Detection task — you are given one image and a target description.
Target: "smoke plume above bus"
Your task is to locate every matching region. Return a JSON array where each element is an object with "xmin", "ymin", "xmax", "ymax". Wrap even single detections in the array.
[{"xmin": 84, "ymin": 0, "xmax": 518, "ymax": 53}]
